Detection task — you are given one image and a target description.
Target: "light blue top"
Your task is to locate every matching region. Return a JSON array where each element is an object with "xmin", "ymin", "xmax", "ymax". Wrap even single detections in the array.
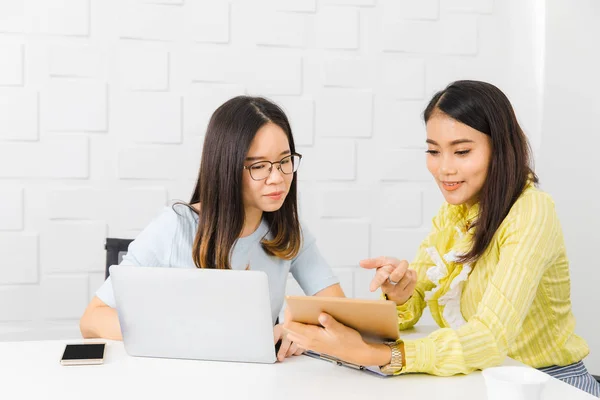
[{"xmin": 96, "ymin": 205, "xmax": 339, "ymax": 322}]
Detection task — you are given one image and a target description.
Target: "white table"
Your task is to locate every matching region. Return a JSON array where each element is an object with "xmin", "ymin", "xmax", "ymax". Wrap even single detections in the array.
[{"xmin": 0, "ymin": 326, "xmax": 595, "ymax": 400}]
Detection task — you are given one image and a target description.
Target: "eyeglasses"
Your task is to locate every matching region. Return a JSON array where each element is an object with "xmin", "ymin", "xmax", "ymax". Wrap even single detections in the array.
[{"xmin": 243, "ymin": 153, "xmax": 302, "ymax": 181}]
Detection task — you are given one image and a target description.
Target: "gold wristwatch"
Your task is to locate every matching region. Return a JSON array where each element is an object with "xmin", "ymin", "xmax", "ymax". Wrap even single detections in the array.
[{"xmin": 380, "ymin": 341, "xmax": 404, "ymax": 375}]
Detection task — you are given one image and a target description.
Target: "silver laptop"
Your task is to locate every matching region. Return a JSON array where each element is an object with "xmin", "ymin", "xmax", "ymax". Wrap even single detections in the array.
[{"xmin": 109, "ymin": 265, "xmax": 277, "ymax": 364}]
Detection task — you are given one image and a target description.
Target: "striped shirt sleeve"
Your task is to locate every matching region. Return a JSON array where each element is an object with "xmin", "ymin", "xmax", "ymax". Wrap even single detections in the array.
[
  {"xmin": 398, "ymin": 192, "xmax": 562, "ymax": 376},
  {"xmin": 392, "ymin": 206, "xmax": 445, "ymax": 330}
]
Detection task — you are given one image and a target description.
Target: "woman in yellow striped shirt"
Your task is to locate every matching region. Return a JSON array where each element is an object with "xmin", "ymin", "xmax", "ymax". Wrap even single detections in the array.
[{"xmin": 284, "ymin": 80, "xmax": 600, "ymax": 396}]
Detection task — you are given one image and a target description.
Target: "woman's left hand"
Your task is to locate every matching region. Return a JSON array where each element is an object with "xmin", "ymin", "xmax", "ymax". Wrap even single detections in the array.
[{"xmin": 283, "ymin": 313, "xmax": 372, "ymax": 366}]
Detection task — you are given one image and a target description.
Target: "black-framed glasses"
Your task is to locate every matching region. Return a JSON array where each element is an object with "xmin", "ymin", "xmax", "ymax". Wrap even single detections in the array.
[{"xmin": 243, "ymin": 153, "xmax": 302, "ymax": 181}]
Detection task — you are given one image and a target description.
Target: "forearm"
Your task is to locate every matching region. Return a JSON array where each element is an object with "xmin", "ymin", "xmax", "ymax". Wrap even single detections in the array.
[
  {"xmin": 363, "ymin": 342, "xmax": 405, "ymax": 366},
  {"xmin": 315, "ymin": 283, "xmax": 345, "ymax": 297},
  {"xmin": 80, "ymin": 306, "xmax": 123, "ymax": 340},
  {"xmin": 401, "ymin": 311, "xmax": 514, "ymax": 376},
  {"xmin": 341, "ymin": 341, "xmax": 406, "ymax": 369}
]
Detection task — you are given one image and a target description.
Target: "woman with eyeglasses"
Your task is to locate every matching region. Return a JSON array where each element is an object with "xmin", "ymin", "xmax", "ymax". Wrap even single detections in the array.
[
  {"xmin": 80, "ymin": 96, "xmax": 345, "ymax": 361},
  {"xmin": 283, "ymin": 80, "xmax": 599, "ymax": 396}
]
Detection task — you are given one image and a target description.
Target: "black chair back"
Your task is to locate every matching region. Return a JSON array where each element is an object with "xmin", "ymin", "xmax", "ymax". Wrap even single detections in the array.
[{"xmin": 105, "ymin": 238, "xmax": 134, "ymax": 279}]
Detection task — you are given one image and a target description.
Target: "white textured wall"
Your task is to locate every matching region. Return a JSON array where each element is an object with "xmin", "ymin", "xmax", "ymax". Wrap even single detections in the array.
[{"xmin": 0, "ymin": 0, "xmax": 547, "ymax": 342}]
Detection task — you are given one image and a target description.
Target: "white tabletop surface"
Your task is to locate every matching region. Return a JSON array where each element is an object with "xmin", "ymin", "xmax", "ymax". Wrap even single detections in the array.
[{"xmin": 0, "ymin": 326, "xmax": 595, "ymax": 400}]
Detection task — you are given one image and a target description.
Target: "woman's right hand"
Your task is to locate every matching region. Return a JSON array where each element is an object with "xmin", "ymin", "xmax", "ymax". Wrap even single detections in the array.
[
  {"xmin": 359, "ymin": 256, "xmax": 417, "ymax": 306},
  {"xmin": 273, "ymin": 323, "xmax": 303, "ymax": 362}
]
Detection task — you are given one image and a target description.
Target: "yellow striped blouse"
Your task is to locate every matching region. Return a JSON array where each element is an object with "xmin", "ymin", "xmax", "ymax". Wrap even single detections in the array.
[{"xmin": 394, "ymin": 183, "xmax": 589, "ymax": 376}]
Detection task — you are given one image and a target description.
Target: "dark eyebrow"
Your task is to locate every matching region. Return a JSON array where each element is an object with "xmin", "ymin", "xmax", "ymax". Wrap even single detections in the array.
[
  {"xmin": 245, "ymin": 150, "xmax": 291, "ymax": 162},
  {"xmin": 426, "ymin": 139, "xmax": 475, "ymax": 146}
]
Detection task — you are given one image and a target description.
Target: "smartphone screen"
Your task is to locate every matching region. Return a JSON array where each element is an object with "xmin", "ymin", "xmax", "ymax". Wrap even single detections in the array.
[{"xmin": 60, "ymin": 343, "xmax": 105, "ymax": 365}]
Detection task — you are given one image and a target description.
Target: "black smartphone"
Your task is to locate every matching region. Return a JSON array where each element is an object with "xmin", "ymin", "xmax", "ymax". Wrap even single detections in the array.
[{"xmin": 60, "ymin": 343, "xmax": 106, "ymax": 366}]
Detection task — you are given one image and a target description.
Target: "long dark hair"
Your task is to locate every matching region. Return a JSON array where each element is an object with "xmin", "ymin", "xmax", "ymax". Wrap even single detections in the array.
[
  {"xmin": 185, "ymin": 96, "xmax": 301, "ymax": 269},
  {"xmin": 423, "ymin": 80, "xmax": 538, "ymax": 264}
]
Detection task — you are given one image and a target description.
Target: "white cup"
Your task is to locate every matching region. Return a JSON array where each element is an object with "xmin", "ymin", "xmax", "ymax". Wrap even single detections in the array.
[{"xmin": 482, "ymin": 366, "xmax": 550, "ymax": 400}]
